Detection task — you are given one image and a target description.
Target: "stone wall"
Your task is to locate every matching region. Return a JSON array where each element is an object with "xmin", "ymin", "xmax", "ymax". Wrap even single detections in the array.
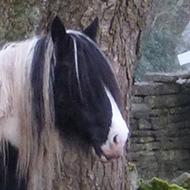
[{"xmin": 129, "ymin": 72, "xmax": 190, "ymax": 181}]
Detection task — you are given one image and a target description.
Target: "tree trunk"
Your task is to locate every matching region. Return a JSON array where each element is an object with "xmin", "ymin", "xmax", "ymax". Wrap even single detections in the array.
[{"xmin": 0, "ymin": 0, "xmax": 152, "ymax": 189}]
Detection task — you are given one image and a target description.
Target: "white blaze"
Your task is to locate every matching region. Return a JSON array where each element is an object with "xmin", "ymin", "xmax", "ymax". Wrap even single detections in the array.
[{"xmin": 100, "ymin": 88, "xmax": 129, "ymax": 159}]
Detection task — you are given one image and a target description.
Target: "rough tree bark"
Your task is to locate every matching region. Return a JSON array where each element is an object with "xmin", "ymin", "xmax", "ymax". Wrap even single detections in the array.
[{"xmin": 0, "ymin": 0, "xmax": 152, "ymax": 189}]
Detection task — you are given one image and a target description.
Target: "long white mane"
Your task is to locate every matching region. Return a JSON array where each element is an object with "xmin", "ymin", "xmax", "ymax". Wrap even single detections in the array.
[{"xmin": 0, "ymin": 37, "xmax": 63, "ymax": 190}]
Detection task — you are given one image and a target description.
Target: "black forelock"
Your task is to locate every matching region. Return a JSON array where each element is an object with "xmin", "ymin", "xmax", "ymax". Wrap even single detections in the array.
[{"xmin": 69, "ymin": 32, "xmax": 120, "ymax": 104}]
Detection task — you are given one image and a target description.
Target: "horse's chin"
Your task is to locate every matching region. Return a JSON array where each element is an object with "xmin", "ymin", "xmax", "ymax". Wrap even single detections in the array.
[
  {"xmin": 99, "ymin": 154, "xmax": 120, "ymax": 162},
  {"xmin": 99, "ymin": 153, "xmax": 122, "ymax": 163},
  {"xmin": 92, "ymin": 146, "xmax": 107, "ymax": 162},
  {"xmin": 92, "ymin": 146, "xmax": 120, "ymax": 163},
  {"xmin": 99, "ymin": 155, "xmax": 110, "ymax": 162}
]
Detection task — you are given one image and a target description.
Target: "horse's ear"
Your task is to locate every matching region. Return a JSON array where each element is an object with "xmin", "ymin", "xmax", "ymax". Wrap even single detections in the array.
[
  {"xmin": 83, "ymin": 17, "xmax": 99, "ymax": 41},
  {"xmin": 51, "ymin": 16, "xmax": 68, "ymax": 46}
]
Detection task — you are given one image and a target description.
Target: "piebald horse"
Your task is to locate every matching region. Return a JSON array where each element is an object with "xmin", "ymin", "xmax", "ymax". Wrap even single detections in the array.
[{"xmin": 0, "ymin": 17, "xmax": 129, "ymax": 190}]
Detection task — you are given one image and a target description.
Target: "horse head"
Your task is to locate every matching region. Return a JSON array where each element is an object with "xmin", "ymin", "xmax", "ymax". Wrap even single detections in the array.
[{"xmin": 51, "ymin": 17, "xmax": 129, "ymax": 161}]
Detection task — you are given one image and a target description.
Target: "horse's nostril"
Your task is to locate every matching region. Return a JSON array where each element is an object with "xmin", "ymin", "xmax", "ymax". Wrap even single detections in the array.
[{"xmin": 113, "ymin": 134, "xmax": 118, "ymax": 144}]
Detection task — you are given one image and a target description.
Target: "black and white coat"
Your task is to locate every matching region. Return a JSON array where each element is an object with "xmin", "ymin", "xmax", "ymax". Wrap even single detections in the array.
[{"xmin": 0, "ymin": 17, "xmax": 129, "ymax": 190}]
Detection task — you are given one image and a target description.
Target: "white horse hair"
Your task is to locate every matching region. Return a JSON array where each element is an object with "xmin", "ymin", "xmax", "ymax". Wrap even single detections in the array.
[{"xmin": 0, "ymin": 37, "xmax": 63, "ymax": 190}]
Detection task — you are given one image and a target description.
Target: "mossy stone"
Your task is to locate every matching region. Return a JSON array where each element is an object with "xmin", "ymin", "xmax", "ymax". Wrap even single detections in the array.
[
  {"xmin": 182, "ymin": 178, "xmax": 190, "ymax": 190},
  {"xmin": 140, "ymin": 177, "xmax": 187, "ymax": 190}
]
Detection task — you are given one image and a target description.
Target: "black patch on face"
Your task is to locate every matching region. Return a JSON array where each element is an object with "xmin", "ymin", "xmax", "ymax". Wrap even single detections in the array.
[{"xmin": 53, "ymin": 33, "xmax": 119, "ymax": 149}]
